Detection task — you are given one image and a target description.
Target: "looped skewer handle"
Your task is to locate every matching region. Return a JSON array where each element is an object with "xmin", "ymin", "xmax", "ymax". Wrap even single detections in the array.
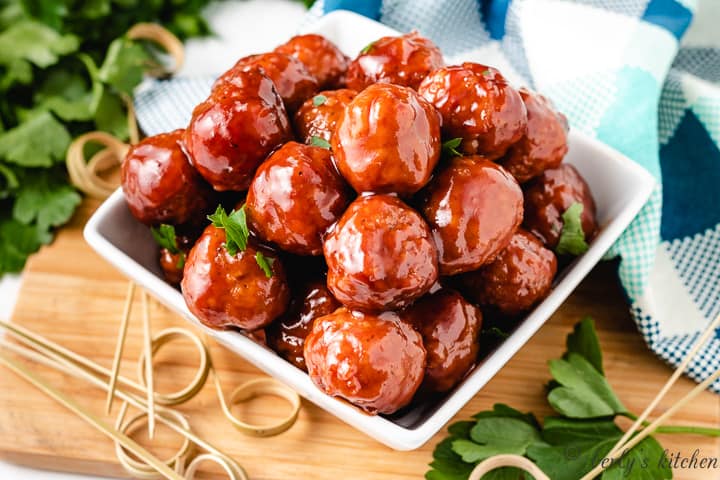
[{"xmin": 468, "ymin": 454, "xmax": 550, "ymax": 480}]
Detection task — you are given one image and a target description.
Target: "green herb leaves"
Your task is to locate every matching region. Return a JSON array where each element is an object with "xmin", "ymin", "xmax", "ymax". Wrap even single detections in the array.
[
  {"xmin": 312, "ymin": 94, "xmax": 327, "ymax": 106},
  {"xmin": 0, "ymin": 112, "xmax": 71, "ymax": 167},
  {"xmin": 442, "ymin": 138, "xmax": 463, "ymax": 158},
  {"xmin": 151, "ymin": 224, "xmax": 180, "ymax": 254},
  {"xmin": 0, "ymin": 1, "xmax": 212, "ymax": 276},
  {"xmin": 547, "ymin": 353, "xmax": 626, "ymax": 418},
  {"xmin": 454, "ymin": 417, "xmax": 541, "ymax": 462},
  {"xmin": 556, "ymin": 202, "xmax": 589, "ymax": 256},
  {"xmin": 151, "ymin": 224, "xmax": 185, "ymax": 269},
  {"xmin": 426, "ymin": 317, "xmax": 685, "ymax": 480},
  {"xmin": 428, "ymin": 405, "xmax": 539, "ymax": 480},
  {"xmin": 98, "ymin": 37, "xmax": 156, "ymax": 97},
  {"xmin": 310, "ymin": 136, "xmax": 331, "ymax": 149},
  {"xmin": 0, "ymin": 20, "xmax": 79, "ymax": 68},
  {"xmin": 208, "ymin": 205, "xmax": 249, "ymax": 256},
  {"xmin": 207, "ymin": 205, "xmax": 274, "ymax": 277},
  {"xmin": 360, "ymin": 41, "xmax": 375, "ymax": 55},
  {"xmin": 255, "ymin": 251, "xmax": 275, "ymax": 278}
]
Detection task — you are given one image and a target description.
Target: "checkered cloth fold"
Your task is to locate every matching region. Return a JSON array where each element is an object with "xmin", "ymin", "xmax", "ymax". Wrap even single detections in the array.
[{"xmin": 134, "ymin": 0, "xmax": 720, "ymax": 392}]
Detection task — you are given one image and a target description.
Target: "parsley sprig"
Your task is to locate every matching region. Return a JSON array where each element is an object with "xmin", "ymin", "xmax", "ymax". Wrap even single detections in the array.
[
  {"xmin": 310, "ymin": 136, "xmax": 331, "ymax": 149},
  {"xmin": 207, "ymin": 205, "xmax": 275, "ymax": 277},
  {"xmin": 312, "ymin": 94, "xmax": 327, "ymax": 106},
  {"xmin": 442, "ymin": 138, "xmax": 463, "ymax": 158},
  {"xmin": 150, "ymin": 223, "xmax": 185, "ymax": 268},
  {"xmin": 0, "ymin": 2, "xmax": 212, "ymax": 276},
  {"xmin": 208, "ymin": 205, "xmax": 249, "ymax": 256},
  {"xmin": 556, "ymin": 202, "xmax": 590, "ymax": 256},
  {"xmin": 427, "ymin": 318, "xmax": 720, "ymax": 480}
]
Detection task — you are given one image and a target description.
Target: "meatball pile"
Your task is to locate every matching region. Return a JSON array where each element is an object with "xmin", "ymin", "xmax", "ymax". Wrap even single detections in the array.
[{"xmin": 121, "ymin": 31, "xmax": 598, "ymax": 415}]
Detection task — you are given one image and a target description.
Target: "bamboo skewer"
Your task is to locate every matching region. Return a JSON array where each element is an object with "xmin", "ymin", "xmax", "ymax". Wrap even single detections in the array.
[
  {"xmin": 606, "ymin": 312, "xmax": 720, "ymax": 459},
  {"xmin": 141, "ymin": 290, "xmax": 157, "ymax": 438},
  {"xmin": 466, "ymin": 312, "xmax": 720, "ymax": 480},
  {"xmin": 106, "ymin": 281, "xmax": 136, "ymax": 413},
  {"xmin": 579, "ymin": 366, "xmax": 720, "ymax": 480},
  {"xmin": 0, "ymin": 334, "xmax": 249, "ymax": 480},
  {"xmin": 0, "ymin": 350, "xmax": 184, "ymax": 480}
]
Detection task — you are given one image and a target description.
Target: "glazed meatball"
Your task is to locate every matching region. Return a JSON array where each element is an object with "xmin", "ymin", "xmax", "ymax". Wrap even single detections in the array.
[
  {"xmin": 158, "ymin": 233, "xmax": 195, "ymax": 286},
  {"xmin": 459, "ymin": 229, "xmax": 557, "ymax": 315},
  {"xmin": 303, "ymin": 308, "xmax": 426, "ymax": 414},
  {"xmin": 293, "ymin": 89, "xmax": 357, "ymax": 144},
  {"xmin": 185, "ymin": 70, "xmax": 292, "ymax": 191},
  {"xmin": 181, "ymin": 225, "xmax": 290, "ymax": 331},
  {"xmin": 121, "ymin": 129, "xmax": 216, "ymax": 226},
  {"xmin": 407, "ymin": 289, "xmax": 482, "ymax": 393},
  {"xmin": 266, "ymin": 279, "xmax": 340, "ymax": 371},
  {"xmin": 500, "ymin": 88, "xmax": 569, "ymax": 183},
  {"xmin": 332, "ymin": 83, "xmax": 441, "ymax": 195},
  {"xmin": 419, "ymin": 156, "xmax": 524, "ymax": 276},
  {"xmin": 346, "ymin": 31, "xmax": 444, "ymax": 91},
  {"xmin": 245, "ymin": 142, "xmax": 351, "ymax": 255},
  {"xmin": 523, "ymin": 164, "xmax": 598, "ymax": 249},
  {"xmin": 323, "ymin": 194, "xmax": 438, "ymax": 311},
  {"xmin": 418, "ymin": 63, "xmax": 527, "ymax": 159},
  {"xmin": 215, "ymin": 53, "xmax": 318, "ymax": 112},
  {"xmin": 275, "ymin": 34, "xmax": 349, "ymax": 89}
]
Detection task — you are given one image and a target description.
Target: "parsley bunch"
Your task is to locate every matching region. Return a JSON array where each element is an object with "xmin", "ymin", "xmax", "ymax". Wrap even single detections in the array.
[
  {"xmin": 427, "ymin": 318, "xmax": 720, "ymax": 480},
  {"xmin": 0, "ymin": 0, "xmax": 212, "ymax": 274}
]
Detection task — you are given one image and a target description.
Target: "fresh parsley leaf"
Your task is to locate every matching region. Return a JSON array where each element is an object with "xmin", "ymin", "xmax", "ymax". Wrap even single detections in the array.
[
  {"xmin": 0, "ymin": 163, "xmax": 19, "ymax": 193},
  {"xmin": 482, "ymin": 327, "xmax": 510, "ymax": 340},
  {"xmin": 12, "ymin": 169, "xmax": 81, "ymax": 231},
  {"xmin": 527, "ymin": 418, "xmax": 671, "ymax": 480},
  {"xmin": 442, "ymin": 138, "xmax": 463, "ymax": 158},
  {"xmin": 556, "ymin": 202, "xmax": 589, "ymax": 256},
  {"xmin": 566, "ymin": 317, "xmax": 604, "ymax": 374},
  {"xmin": 452, "ymin": 418, "xmax": 541, "ymax": 463},
  {"xmin": 472, "ymin": 404, "xmax": 540, "ymax": 430},
  {"xmin": 312, "ymin": 94, "xmax": 327, "ymax": 106},
  {"xmin": 427, "ymin": 319, "xmax": 702, "ymax": 480},
  {"xmin": 0, "ymin": 111, "xmax": 71, "ymax": 167},
  {"xmin": 310, "ymin": 136, "xmax": 331, "ymax": 149},
  {"xmin": 208, "ymin": 204, "xmax": 249, "ymax": 256},
  {"xmin": 547, "ymin": 353, "xmax": 626, "ymax": 418},
  {"xmin": 255, "ymin": 251, "xmax": 275, "ymax": 278},
  {"xmin": 527, "ymin": 418, "xmax": 621, "ymax": 480},
  {"xmin": 0, "ymin": 20, "xmax": 79, "ymax": 68},
  {"xmin": 94, "ymin": 89, "xmax": 129, "ymax": 140},
  {"xmin": 150, "ymin": 224, "xmax": 180, "ymax": 254},
  {"xmin": 427, "ymin": 437, "xmax": 475, "ymax": 480},
  {"xmin": 601, "ymin": 436, "xmax": 671, "ymax": 480},
  {"xmin": 360, "ymin": 41, "xmax": 375, "ymax": 55},
  {"xmin": 33, "ymin": 59, "xmax": 101, "ymax": 121},
  {"xmin": 98, "ymin": 37, "xmax": 155, "ymax": 96},
  {"xmin": 0, "ymin": 215, "xmax": 50, "ymax": 273}
]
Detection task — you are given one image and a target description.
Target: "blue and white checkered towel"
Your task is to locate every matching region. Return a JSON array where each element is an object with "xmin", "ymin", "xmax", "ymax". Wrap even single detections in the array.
[{"xmin": 135, "ymin": 0, "xmax": 720, "ymax": 392}]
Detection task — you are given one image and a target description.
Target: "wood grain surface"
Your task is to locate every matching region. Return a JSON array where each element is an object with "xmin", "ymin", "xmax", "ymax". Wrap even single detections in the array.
[{"xmin": 0, "ymin": 201, "xmax": 717, "ymax": 479}]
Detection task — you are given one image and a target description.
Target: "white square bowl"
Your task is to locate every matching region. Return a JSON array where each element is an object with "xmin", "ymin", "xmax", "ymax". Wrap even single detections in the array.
[{"xmin": 84, "ymin": 10, "xmax": 655, "ymax": 451}]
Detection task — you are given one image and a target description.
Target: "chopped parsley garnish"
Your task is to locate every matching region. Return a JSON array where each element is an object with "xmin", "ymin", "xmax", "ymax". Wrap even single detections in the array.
[
  {"xmin": 442, "ymin": 137, "xmax": 463, "ymax": 158},
  {"xmin": 207, "ymin": 204, "xmax": 249, "ymax": 256},
  {"xmin": 556, "ymin": 202, "xmax": 590, "ymax": 256},
  {"xmin": 310, "ymin": 136, "xmax": 331, "ymax": 149},
  {"xmin": 312, "ymin": 94, "xmax": 327, "ymax": 106},
  {"xmin": 150, "ymin": 224, "xmax": 180, "ymax": 253},
  {"xmin": 255, "ymin": 251, "xmax": 275, "ymax": 278},
  {"xmin": 360, "ymin": 41, "xmax": 375, "ymax": 55}
]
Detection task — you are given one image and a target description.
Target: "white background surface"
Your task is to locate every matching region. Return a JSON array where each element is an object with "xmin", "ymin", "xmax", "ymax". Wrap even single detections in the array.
[{"xmin": 0, "ymin": 1, "xmax": 305, "ymax": 478}]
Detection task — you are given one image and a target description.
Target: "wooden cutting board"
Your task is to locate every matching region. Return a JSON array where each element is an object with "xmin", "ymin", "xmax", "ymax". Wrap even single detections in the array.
[{"xmin": 0, "ymin": 200, "xmax": 717, "ymax": 480}]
